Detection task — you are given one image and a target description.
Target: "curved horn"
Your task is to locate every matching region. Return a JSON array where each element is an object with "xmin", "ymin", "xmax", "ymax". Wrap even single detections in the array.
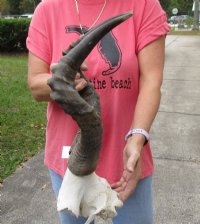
[{"xmin": 48, "ymin": 12, "xmax": 133, "ymax": 176}]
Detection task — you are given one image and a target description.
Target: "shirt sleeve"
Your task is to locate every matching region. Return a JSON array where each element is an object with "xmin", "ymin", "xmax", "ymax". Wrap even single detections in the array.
[
  {"xmin": 26, "ymin": 2, "xmax": 51, "ymax": 64},
  {"xmin": 135, "ymin": 0, "xmax": 170, "ymax": 54}
]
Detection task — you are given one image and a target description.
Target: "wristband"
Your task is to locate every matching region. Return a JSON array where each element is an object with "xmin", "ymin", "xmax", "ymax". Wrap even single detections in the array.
[{"xmin": 125, "ymin": 128, "xmax": 149, "ymax": 145}]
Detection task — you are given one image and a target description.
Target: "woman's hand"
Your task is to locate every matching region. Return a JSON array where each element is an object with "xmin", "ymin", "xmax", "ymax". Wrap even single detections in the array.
[
  {"xmin": 28, "ymin": 52, "xmax": 88, "ymax": 101},
  {"xmin": 112, "ymin": 36, "xmax": 166, "ymax": 201},
  {"xmin": 74, "ymin": 61, "xmax": 88, "ymax": 91},
  {"xmin": 111, "ymin": 138, "xmax": 143, "ymax": 201}
]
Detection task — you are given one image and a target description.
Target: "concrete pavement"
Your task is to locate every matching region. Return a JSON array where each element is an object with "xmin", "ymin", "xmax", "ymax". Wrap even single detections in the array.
[
  {"xmin": 0, "ymin": 35, "xmax": 200, "ymax": 224},
  {"xmin": 152, "ymin": 35, "xmax": 200, "ymax": 224}
]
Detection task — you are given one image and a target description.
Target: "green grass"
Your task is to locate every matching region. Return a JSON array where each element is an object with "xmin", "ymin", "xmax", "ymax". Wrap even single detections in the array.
[
  {"xmin": 169, "ymin": 30, "xmax": 200, "ymax": 35},
  {"xmin": 0, "ymin": 54, "xmax": 47, "ymax": 183}
]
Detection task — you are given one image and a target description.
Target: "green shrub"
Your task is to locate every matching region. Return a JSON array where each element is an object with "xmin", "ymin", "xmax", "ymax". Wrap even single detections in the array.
[
  {"xmin": 185, "ymin": 17, "xmax": 194, "ymax": 28},
  {"xmin": 178, "ymin": 24, "xmax": 185, "ymax": 29},
  {"xmin": 0, "ymin": 18, "xmax": 31, "ymax": 52}
]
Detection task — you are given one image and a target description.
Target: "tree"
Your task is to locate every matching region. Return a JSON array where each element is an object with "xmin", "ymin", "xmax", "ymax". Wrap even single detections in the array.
[
  {"xmin": 181, "ymin": 0, "xmax": 194, "ymax": 14},
  {"xmin": 19, "ymin": 0, "xmax": 35, "ymax": 13},
  {"xmin": 159, "ymin": 0, "xmax": 171, "ymax": 15},
  {"xmin": 168, "ymin": 0, "xmax": 180, "ymax": 14},
  {"xmin": 175, "ymin": 0, "xmax": 194, "ymax": 15},
  {"xmin": 6, "ymin": 0, "xmax": 41, "ymax": 15},
  {"xmin": 193, "ymin": 0, "xmax": 200, "ymax": 30},
  {"xmin": 159, "ymin": 0, "xmax": 170, "ymax": 10},
  {"xmin": 160, "ymin": 0, "xmax": 194, "ymax": 16},
  {"xmin": 0, "ymin": 0, "xmax": 9, "ymax": 15},
  {"xmin": 7, "ymin": 0, "xmax": 20, "ymax": 14}
]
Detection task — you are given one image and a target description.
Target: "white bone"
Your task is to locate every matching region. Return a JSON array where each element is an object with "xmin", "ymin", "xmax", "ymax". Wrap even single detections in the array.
[{"xmin": 57, "ymin": 169, "xmax": 123, "ymax": 224}]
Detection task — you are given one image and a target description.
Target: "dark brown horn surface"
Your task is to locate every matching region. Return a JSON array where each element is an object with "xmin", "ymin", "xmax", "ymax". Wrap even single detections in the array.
[{"xmin": 48, "ymin": 12, "xmax": 133, "ymax": 176}]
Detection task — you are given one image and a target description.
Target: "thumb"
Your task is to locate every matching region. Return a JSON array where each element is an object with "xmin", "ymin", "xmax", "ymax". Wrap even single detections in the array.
[
  {"xmin": 75, "ymin": 73, "xmax": 81, "ymax": 79},
  {"xmin": 80, "ymin": 61, "xmax": 88, "ymax": 71},
  {"xmin": 126, "ymin": 152, "xmax": 140, "ymax": 172}
]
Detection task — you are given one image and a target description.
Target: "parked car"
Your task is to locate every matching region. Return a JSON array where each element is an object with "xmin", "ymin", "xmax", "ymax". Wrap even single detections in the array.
[
  {"xmin": 168, "ymin": 15, "xmax": 190, "ymax": 24},
  {"xmin": 19, "ymin": 14, "xmax": 33, "ymax": 19}
]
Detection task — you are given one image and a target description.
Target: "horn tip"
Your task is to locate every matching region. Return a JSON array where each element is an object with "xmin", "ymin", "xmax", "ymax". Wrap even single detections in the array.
[{"xmin": 123, "ymin": 11, "xmax": 134, "ymax": 19}]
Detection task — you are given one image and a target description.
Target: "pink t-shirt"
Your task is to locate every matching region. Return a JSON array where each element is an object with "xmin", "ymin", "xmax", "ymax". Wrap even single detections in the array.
[{"xmin": 27, "ymin": 0, "xmax": 170, "ymax": 184}]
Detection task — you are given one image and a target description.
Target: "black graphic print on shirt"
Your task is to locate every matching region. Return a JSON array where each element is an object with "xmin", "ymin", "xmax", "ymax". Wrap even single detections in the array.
[{"xmin": 65, "ymin": 25, "xmax": 122, "ymax": 76}]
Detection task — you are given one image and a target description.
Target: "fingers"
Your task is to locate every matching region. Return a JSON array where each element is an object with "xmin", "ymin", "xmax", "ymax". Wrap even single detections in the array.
[
  {"xmin": 50, "ymin": 61, "xmax": 88, "ymax": 92},
  {"xmin": 112, "ymin": 158, "xmax": 142, "ymax": 202},
  {"xmin": 126, "ymin": 151, "xmax": 140, "ymax": 172},
  {"xmin": 80, "ymin": 61, "xmax": 88, "ymax": 71},
  {"xmin": 111, "ymin": 176, "xmax": 127, "ymax": 193},
  {"xmin": 112, "ymin": 173, "xmax": 137, "ymax": 202},
  {"xmin": 118, "ymin": 182, "xmax": 137, "ymax": 201},
  {"xmin": 75, "ymin": 60, "xmax": 88, "ymax": 91},
  {"xmin": 75, "ymin": 73, "xmax": 87, "ymax": 91},
  {"xmin": 115, "ymin": 170, "xmax": 140, "ymax": 201}
]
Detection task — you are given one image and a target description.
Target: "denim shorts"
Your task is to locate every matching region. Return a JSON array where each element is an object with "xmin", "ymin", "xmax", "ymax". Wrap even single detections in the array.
[{"xmin": 49, "ymin": 169, "xmax": 153, "ymax": 224}]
